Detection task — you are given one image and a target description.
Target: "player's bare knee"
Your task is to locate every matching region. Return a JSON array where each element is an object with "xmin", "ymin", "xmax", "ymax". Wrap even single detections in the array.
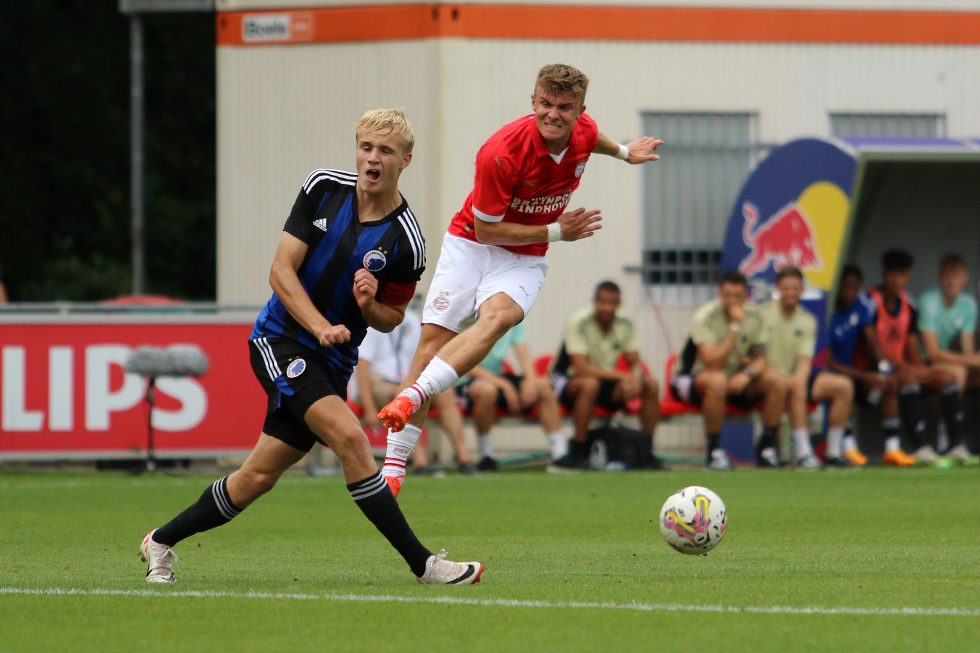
[
  {"xmin": 330, "ymin": 424, "xmax": 370, "ymax": 458},
  {"xmin": 534, "ymin": 376, "xmax": 552, "ymax": 396},
  {"xmin": 643, "ymin": 376, "xmax": 659, "ymax": 396},
  {"xmin": 234, "ymin": 468, "xmax": 279, "ymax": 499},
  {"xmin": 571, "ymin": 376, "xmax": 600, "ymax": 399},
  {"xmin": 698, "ymin": 372, "xmax": 725, "ymax": 399}
]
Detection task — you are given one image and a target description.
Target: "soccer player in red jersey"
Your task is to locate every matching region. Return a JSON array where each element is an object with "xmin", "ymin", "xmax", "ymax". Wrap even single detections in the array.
[{"xmin": 377, "ymin": 64, "xmax": 663, "ymax": 494}]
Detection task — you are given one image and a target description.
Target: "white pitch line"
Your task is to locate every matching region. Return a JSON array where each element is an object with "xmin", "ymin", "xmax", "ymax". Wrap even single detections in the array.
[{"xmin": 1, "ymin": 587, "xmax": 977, "ymax": 617}]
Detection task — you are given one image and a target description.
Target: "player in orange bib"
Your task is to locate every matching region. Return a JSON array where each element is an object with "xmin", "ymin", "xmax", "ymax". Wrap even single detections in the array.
[{"xmin": 859, "ymin": 249, "xmax": 969, "ymax": 466}]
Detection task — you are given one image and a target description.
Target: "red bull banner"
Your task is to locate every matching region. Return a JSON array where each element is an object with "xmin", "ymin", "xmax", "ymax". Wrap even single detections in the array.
[{"xmin": 721, "ymin": 138, "xmax": 856, "ymax": 295}]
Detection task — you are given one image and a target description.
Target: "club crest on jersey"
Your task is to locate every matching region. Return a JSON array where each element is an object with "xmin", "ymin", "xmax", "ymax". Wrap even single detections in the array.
[
  {"xmin": 363, "ymin": 249, "xmax": 387, "ymax": 272},
  {"xmin": 575, "ymin": 161, "xmax": 587, "ymax": 178},
  {"xmin": 286, "ymin": 358, "xmax": 306, "ymax": 378},
  {"xmin": 431, "ymin": 292, "xmax": 451, "ymax": 313}
]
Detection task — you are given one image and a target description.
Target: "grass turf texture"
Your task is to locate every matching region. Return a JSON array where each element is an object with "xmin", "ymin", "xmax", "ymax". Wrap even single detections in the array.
[{"xmin": 1, "ymin": 467, "xmax": 978, "ymax": 652}]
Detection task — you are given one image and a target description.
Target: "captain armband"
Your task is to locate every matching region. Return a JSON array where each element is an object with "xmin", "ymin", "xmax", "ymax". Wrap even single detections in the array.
[{"xmin": 378, "ymin": 280, "xmax": 418, "ymax": 305}]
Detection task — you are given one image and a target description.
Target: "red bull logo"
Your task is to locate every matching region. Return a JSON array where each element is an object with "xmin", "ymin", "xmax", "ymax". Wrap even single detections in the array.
[{"xmin": 739, "ymin": 201, "xmax": 822, "ymax": 277}]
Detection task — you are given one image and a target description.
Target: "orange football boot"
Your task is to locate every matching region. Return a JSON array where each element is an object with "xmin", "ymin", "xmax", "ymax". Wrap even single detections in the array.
[
  {"xmin": 843, "ymin": 448, "xmax": 868, "ymax": 467},
  {"xmin": 378, "ymin": 395, "xmax": 420, "ymax": 432},
  {"xmin": 882, "ymin": 449, "xmax": 916, "ymax": 467}
]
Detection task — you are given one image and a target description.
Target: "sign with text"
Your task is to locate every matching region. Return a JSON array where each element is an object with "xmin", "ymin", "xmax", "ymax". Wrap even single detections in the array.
[{"xmin": 0, "ymin": 320, "xmax": 266, "ymax": 459}]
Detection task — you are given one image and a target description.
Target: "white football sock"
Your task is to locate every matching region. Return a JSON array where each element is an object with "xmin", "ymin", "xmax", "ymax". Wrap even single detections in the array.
[
  {"xmin": 792, "ymin": 427, "xmax": 814, "ymax": 459},
  {"xmin": 401, "ymin": 356, "xmax": 459, "ymax": 405},
  {"xmin": 843, "ymin": 432, "xmax": 859, "ymax": 453},
  {"xmin": 825, "ymin": 427, "xmax": 844, "ymax": 459},
  {"xmin": 477, "ymin": 433, "xmax": 493, "ymax": 459},
  {"xmin": 884, "ymin": 435, "xmax": 901, "ymax": 453},
  {"xmin": 383, "ymin": 424, "xmax": 422, "ymax": 480},
  {"xmin": 548, "ymin": 432, "xmax": 568, "ymax": 460}
]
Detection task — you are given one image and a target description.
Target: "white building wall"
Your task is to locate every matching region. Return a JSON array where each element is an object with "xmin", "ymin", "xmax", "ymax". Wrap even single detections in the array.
[
  {"xmin": 217, "ymin": 41, "xmax": 443, "ymax": 304},
  {"xmin": 216, "ymin": 11, "xmax": 980, "ymax": 383}
]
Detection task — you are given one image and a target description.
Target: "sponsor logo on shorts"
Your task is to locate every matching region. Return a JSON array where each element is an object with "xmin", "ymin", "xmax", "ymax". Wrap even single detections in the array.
[
  {"xmin": 431, "ymin": 292, "xmax": 451, "ymax": 313},
  {"xmin": 286, "ymin": 358, "xmax": 306, "ymax": 378},
  {"xmin": 575, "ymin": 161, "xmax": 586, "ymax": 178},
  {"xmin": 363, "ymin": 249, "xmax": 387, "ymax": 271}
]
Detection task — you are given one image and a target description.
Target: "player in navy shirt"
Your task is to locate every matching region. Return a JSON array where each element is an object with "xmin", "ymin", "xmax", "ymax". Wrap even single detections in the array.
[
  {"xmin": 251, "ymin": 166, "xmax": 426, "ymax": 383},
  {"xmin": 826, "ymin": 265, "xmax": 911, "ymax": 466},
  {"xmin": 139, "ymin": 109, "xmax": 482, "ymax": 586}
]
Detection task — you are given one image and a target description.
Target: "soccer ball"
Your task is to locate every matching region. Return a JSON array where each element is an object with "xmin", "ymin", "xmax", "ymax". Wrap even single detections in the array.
[{"xmin": 659, "ymin": 486, "xmax": 727, "ymax": 555}]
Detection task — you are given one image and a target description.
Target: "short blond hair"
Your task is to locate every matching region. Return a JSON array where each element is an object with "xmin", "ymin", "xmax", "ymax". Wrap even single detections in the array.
[
  {"xmin": 356, "ymin": 108, "xmax": 415, "ymax": 154},
  {"xmin": 534, "ymin": 64, "xmax": 590, "ymax": 104}
]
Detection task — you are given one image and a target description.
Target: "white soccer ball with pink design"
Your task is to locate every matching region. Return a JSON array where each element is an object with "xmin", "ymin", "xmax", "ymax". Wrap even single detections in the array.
[{"xmin": 659, "ymin": 486, "xmax": 727, "ymax": 555}]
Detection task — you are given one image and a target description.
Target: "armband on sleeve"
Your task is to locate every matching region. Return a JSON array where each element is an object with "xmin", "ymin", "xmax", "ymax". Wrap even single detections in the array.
[{"xmin": 377, "ymin": 280, "xmax": 417, "ymax": 305}]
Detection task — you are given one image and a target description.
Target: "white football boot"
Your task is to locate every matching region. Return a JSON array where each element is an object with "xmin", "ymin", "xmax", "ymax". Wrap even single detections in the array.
[
  {"xmin": 140, "ymin": 530, "xmax": 178, "ymax": 584},
  {"xmin": 417, "ymin": 550, "xmax": 483, "ymax": 585}
]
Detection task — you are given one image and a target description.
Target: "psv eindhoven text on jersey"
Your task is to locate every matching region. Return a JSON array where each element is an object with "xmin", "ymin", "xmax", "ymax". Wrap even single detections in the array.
[{"xmin": 447, "ymin": 113, "xmax": 599, "ymax": 257}]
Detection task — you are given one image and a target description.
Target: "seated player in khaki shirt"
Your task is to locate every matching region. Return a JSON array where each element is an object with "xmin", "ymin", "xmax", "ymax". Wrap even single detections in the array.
[
  {"xmin": 760, "ymin": 266, "xmax": 854, "ymax": 469},
  {"xmin": 671, "ymin": 270, "xmax": 786, "ymax": 471}
]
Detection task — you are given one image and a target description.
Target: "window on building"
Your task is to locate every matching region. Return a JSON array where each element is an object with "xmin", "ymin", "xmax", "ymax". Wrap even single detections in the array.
[
  {"xmin": 639, "ymin": 112, "xmax": 761, "ymax": 300},
  {"xmin": 830, "ymin": 112, "xmax": 946, "ymax": 138}
]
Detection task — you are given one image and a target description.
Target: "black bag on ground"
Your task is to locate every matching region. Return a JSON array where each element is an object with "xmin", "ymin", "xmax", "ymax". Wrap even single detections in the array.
[{"xmin": 585, "ymin": 424, "xmax": 663, "ymax": 470}]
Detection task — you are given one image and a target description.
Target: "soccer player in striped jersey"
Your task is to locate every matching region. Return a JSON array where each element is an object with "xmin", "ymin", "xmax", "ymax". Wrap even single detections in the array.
[
  {"xmin": 377, "ymin": 64, "xmax": 664, "ymax": 494},
  {"xmin": 139, "ymin": 109, "xmax": 482, "ymax": 586}
]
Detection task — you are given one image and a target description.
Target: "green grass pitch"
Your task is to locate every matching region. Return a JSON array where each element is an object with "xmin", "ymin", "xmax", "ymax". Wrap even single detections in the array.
[{"xmin": 1, "ymin": 466, "xmax": 979, "ymax": 652}]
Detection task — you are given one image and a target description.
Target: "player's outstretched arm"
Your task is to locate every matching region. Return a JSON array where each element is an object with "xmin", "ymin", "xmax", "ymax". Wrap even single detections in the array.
[
  {"xmin": 594, "ymin": 131, "xmax": 663, "ymax": 165},
  {"xmin": 474, "ymin": 208, "xmax": 602, "ymax": 246}
]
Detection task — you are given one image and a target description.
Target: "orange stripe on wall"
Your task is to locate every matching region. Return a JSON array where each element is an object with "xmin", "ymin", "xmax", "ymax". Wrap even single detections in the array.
[{"xmin": 216, "ymin": 5, "xmax": 980, "ymax": 47}]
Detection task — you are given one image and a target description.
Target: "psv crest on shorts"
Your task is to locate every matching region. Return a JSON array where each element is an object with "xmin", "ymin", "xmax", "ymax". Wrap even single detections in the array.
[
  {"xmin": 286, "ymin": 358, "xmax": 306, "ymax": 378},
  {"xmin": 362, "ymin": 249, "xmax": 387, "ymax": 272},
  {"xmin": 431, "ymin": 292, "xmax": 451, "ymax": 313}
]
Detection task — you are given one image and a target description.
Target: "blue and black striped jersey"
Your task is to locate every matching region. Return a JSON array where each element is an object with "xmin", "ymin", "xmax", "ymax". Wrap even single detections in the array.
[{"xmin": 251, "ymin": 168, "xmax": 426, "ymax": 379}]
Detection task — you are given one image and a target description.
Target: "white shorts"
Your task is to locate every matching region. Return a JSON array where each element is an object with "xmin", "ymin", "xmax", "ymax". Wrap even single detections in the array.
[{"xmin": 422, "ymin": 235, "xmax": 549, "ymax": 333}]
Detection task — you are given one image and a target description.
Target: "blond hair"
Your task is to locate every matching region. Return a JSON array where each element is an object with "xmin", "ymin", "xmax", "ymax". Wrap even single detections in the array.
[
  {"xmin": 534, "ymin": 64, "xmax": 590, "ymax": 104},
  {"xmin": 356, "ymin": 108, "xmax": 415, "ymax": 153}
]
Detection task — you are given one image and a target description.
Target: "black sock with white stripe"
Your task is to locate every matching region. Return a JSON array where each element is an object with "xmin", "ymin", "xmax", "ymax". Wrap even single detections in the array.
[
  {"xmin": 152, "ymin": 477, "xmax": 243, "ymax": 547},
  {"xmin": 348, "ymin": 471, "xmax": 431, "ymax": 577}
]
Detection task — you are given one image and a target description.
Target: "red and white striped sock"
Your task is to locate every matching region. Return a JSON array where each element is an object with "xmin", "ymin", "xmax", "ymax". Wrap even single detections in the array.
[
  {"xmin": 383, "ymin": 424, "xmax": 422, "ymax": 480},
  {"xmin": 401, "ymin": 356, "xmax": 458, "ymax": 405}
]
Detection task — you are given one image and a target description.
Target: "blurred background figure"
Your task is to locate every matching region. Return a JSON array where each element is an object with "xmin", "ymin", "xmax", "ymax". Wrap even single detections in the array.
[
  {"xmin": 356, "ymin": 304, "xmax": 476, "ymax": 476},
  {"xmin": 455, "ymin": 321, "xmax": 568, "ymax": 471}
]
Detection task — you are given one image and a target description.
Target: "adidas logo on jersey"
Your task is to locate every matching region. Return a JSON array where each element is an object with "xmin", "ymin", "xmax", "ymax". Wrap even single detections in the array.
[{"xmin": 313, "ymin": 218, "xmax": 327, "ymax": 231}]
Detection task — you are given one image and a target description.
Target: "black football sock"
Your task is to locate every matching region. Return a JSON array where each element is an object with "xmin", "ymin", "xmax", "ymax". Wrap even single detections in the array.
[
  {"xmin": 152, "ymin": 476, "xmax": 243, "ymax": 547},
  {"xmin": 898, "ymin": 385, "xmax": 927, "ymax": 450},
  {"xmin": 938, "ymin": 382, "xmax": 965, "ymax": 449},
  {"xmin": 882, "ymin": 416, "xmax": 901, "ymax": 445},
  {"xmin": 756, "ymin": 425, "xmax": 778, "ymax": 456},
  {"xmin": 706, "ymin": 432, "xmax": 720, "ymax": 464},
  {"xmin": 348, "ymin": 471, "xmax": 431, "ymax": 577}
]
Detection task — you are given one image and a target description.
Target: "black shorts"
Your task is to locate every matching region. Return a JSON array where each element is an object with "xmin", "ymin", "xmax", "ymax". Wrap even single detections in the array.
[
  {"xmin": 805, "ymin": 374, "xmax": 818, "ymax": 404},
  {"xmin": 249, "ymin": 337, "xmax": 348, "ymax": 453},
  {"xmin": 558, "ymin": 377, "xmax": 625, "ymax": 413},
  {"xmin": 670, "ymin": 373, "xmax": 758, "ymax": 409}
]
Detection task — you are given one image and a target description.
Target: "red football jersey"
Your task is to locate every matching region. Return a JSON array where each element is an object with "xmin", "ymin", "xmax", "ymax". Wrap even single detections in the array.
[{"xmin": 447, "ymin": 113, "xmax": 599, "ymax": 256}]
